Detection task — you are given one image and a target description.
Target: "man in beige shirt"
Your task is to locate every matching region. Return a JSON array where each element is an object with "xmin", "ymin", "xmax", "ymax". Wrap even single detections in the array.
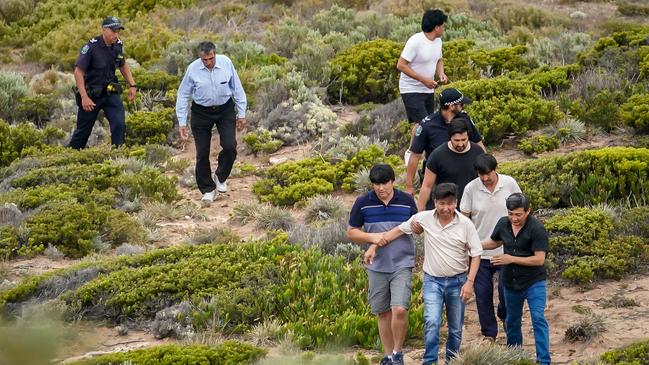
[
  {"xmin": 460, "ymin": 154, "xmax": 522, "ymax": 341},
  {"xmin": 381, "ymin": 183, "xmax": 482, "ymax": 365}
]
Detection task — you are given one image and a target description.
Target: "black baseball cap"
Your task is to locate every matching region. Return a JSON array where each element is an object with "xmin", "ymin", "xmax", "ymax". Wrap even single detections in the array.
[
  {"xmin": 102, "ymin": 16, "xmax": 124, "ymax": 31},
  {"xmin": 440, "ymin": 88, "xmax": 472, "ymax": 106}
]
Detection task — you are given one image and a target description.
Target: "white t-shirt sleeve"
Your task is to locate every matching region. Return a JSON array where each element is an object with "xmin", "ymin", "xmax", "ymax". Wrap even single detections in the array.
[
  {"xmin": 400, "ymin": 34, "xmax": 418, "ymax": 62},
  {"xmin": 459, "ymin": 182, "xmax": 473, "ymax": 214},
  {"xmin": 466, "ymin": 222, "xmax": 484, "ymax": 258}
]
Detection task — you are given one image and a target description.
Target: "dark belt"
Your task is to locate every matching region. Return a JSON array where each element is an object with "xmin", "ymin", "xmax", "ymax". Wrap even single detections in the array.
[{"xmin": 191, "ymin": 98, "xmax": 233, "ymax": 112}]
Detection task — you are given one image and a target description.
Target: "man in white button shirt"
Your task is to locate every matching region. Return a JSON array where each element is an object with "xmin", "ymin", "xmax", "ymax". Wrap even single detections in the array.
[
  {"xmin": 460, "ymin": 154, "xmax": 522, "ymax": 342},
  {"xmin": 176, "ymin": 41, "xmax": 247, "ymax": 203},
  {"xmin": 397, "ymin": 9, "xmax": 448, "ymax": 160},
  {"xmin": 381, "ymin": 183, "xmax": 482, "ymax": 365}
]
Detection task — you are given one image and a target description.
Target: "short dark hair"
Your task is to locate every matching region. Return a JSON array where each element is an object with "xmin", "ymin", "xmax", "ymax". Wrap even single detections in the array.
[
  {"xmin": 422, "ymin": 9, "xmax": 447, "ymax": 33},
  {"xmin": 369, "ymin": 164, "xmax": 395, "ymax": 184},
  {"xmin": 433, "ymin": 182, "xmax": 457, "ymax": 200},
  {"xmin": 448, "ymin": 117, "xmax": 469, "ymax": 138},
  {"xmin": 506, "ymin": 193, "xmax": 530, "ymax": 211},
  {"xmin": 475, "ymin": 154, "xmax": 498, "ymax": 174},
  {"xmin": 198, "ymin": 41, "xmax": 216, "ymax": 55}
]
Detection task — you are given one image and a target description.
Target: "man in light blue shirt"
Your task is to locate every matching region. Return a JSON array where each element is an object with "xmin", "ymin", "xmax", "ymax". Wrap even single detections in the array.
[{"xmin": 176, "ymin": 41, "xmax": 247, "ymax": 203}]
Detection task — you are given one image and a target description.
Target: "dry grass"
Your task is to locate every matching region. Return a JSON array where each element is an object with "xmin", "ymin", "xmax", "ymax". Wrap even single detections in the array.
[{"xmin": 564, "ymin": 313, "xmax": 607, "ymax": 342}]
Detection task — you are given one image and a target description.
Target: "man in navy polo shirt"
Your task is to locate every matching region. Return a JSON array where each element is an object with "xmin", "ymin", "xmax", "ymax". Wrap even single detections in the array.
[{"xmin": 347, "ymin": 164, "xmax": 418, "ymax": 365}]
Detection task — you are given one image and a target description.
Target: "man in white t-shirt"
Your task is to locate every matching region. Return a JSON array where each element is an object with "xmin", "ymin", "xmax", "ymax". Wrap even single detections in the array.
[
  {"xmin": 460, "ymin": 154, "xmax": 522, "ymax": 342},
  {"xmin": 397, "ymin": 9, "xmax": 448, "ymax": 161}
]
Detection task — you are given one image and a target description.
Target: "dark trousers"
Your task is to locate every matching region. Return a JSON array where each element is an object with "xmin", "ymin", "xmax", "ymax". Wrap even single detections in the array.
[
  {"xmin": 401, "ymin": 92, "xmax": 435, "ymax": 124},
  {"xmin": 190, "ymin": 99, "xmax": 237, "ymax": 194},
  {"xmin": 69, "ymin": 93, "xmax": 125, "ymax": 149},
  {"xmin": 474, "ymin": 259, "xmax": 506, "ymax": 337}
]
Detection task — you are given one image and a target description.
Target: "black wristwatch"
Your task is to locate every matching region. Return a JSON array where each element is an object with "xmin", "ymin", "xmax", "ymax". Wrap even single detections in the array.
[{"xmin": 129, "ymin": 84, "xmax": 137, "ymax": 88}]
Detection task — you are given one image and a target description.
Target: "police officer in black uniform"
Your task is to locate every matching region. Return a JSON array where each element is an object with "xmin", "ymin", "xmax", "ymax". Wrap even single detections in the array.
[
  {"xmin": 404, "ymin": 88, "xmax": 486, "ymax": 196},
  {"xmin": 68, "ymin": 16, "xmax": 137, "ymax": 149}
]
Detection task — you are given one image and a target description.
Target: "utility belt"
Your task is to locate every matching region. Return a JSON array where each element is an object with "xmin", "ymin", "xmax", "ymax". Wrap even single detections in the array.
[{"xmin": 73, "ymin": 82, "xmax": 122, "ymax": 107}]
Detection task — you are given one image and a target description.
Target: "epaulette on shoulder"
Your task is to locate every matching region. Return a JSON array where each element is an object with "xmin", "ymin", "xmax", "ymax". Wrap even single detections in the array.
[{"xmin": 89, "ymin": 38, "xmax": 98, "ymax": 43}]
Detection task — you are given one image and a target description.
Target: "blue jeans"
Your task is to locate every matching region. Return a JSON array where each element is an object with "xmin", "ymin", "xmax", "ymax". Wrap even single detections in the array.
[
  {"xmin": 422, "ymin": 272, "xmax": 466, "ymax": 365},
  {"xmin": 474, "ymin": 259, "xmax": 506, "ymax": 337},
  {"xmin": 504, "ymin": 280, "xmax": 551, "ymax": 365}
]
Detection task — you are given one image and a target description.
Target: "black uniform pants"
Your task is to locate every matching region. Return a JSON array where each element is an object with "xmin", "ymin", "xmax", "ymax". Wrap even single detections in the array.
[
  {"xmin": 69, "ymin": 93, "xmax": 125, "ymax": 149},
  {"xmin": 191, "ymin": 99, "xmax": 237, "ymax": 194}
]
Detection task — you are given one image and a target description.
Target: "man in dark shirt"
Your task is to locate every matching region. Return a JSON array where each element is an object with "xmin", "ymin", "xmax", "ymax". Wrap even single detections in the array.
[
  {"xmin": 416, "ymin": 118, "xmax": 484, "ymax": 211},
  {"xmin": 405, "ymin": 88, "xmax": 484, "ymax": 195},
  {"xmin": 482, "ymin": 193, "xmax": 551, "ymax": 365},
  {"xmin": 68, "ymin": 16, "xmax": 137, "ymax": 149}
]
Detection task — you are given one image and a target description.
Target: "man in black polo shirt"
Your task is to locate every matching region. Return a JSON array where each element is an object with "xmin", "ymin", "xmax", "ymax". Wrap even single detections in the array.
[
  {"xmin": 416, "ymin": 118, "xmax": 484, "ymax": 211},
  {"xmin": 69, "ymin": 16, "xmax": 137, "ymax": 149},
  {"xmin": 405, "ymin": 88, "xmax": 484, "ymax": 196},
  {"xmin": 482, "ymin": 193, "xmax": 551, "ymax": 365}
]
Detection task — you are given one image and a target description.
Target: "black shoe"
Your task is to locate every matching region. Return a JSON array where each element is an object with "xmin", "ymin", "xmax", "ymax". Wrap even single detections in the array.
[{"xmin": 380, "ymin": 355, "xmax": 393, "ymax": 365}]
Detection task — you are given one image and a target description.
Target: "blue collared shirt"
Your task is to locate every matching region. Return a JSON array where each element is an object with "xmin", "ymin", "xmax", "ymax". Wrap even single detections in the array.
[{"xmin": 175, "ymin": 55, "xmax": 247, "ymax": 126}]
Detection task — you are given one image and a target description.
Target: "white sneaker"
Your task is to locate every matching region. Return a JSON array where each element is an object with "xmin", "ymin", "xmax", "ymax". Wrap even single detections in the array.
[
  {"xmin": 215, "ymin": 176, "xmax": 228, "ymax": 193},
  {"xmin": 404, "ymin": 149, "xmax": 412, "ymax": 166},
  {"xmin": 201, "ymin": 190, "xmax": 216, "ymax": 203}
]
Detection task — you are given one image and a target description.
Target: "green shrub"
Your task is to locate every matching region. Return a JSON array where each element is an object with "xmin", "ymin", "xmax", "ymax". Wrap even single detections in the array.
[
  {"xmin": 124, "ymin": 67, "xmax": 180, "ymax": 92},
  {"xmin": 465, "ymin": 96, "xmax": 562, "ymax": 144},
  {"xmin": 264, "ymin": 18, "xmax": 313, "ymax": 59},
  {"xmin": 518, "ymin": 135, "xmax": 560, "ymax": 155},
  {"xmin": 0, "ymin": 226, "xmax": 21, "ymax": 259},
  {"xmin": 243, "ymin": 128, "xmax": 284, "ymax": 155},
  {"xmin": 519, "ymin": 64, "xmax": 581, "ymax": 95},
  {"xmin": 545, "ymin": 207, "xmax": 649, "ymax": 283},
  {"xmin": 253, "ymin": 145, "xmax": 401, "ymax": 206},
  {"xmin": 3, "ymin": 0, "xmax": 195, "ymax": 48},
  {"xmin": 442, "ymin": 39, "xmax": 478, "ymax": 81},
  {"xmin": 125, "ymin": 108, "xmax": 175, "ymax": 145},
  {"xmin": 16, "ymin": 95, "xmax": 59, "ymax": 126},
  {"xmin": 618, "ymin": 1, "xmax": 649, "ymax": 16},
  {"xmin": 0, "ymin": 71, "xmax": 27, "ymax": 122},
  {"xmin": 328, "ymin": 39, "xmax": 402, "ymax": 104},
  {"xmin": 492, "ymin": 5, "xmax": 566, "ymax": 32},
  {"xmin": 571, "ymin": 89, "xmax": 625, "ymax": 131},
  {"xmin": 469, "ymin": 45, "xmax": 536, "ymax": 76},
  {"xmin": 620, "ymin": 93, "xmax": 649, "ymax": 133},
  {"xmin": 1, "ymin": 235, "xmax": 425, "ymax": 349},
  {"xmin": 614, "ymin": 206, "xmax": 649, "ymax": 237},
  {"xmin": 0, "ymin": 120, "xmax": 65, "ymax": 167},
  {"xmin": 71, "ymin": 342, "xmax": 266, "ymax": 365},
  {"xmin": 450, "ymin": 76, "xmax": 564, "ymax": 143},
  {"xmin": 23, "ymin": 202, "xmax": 109, "ymax": 258},
  {"xmin": 499, "ymin": 147, "xmax": 649, "ymax": 209},
  {"xmin": 526, "ymin": 33, "xmax": 592, "ymax": 67},
  {"xmin": 26, "ymin": 18, "xmax": 95, "ymax": 68},
  {"xmin": 600, "ymin": 339, "xmax": 649, "ymax": 365}
]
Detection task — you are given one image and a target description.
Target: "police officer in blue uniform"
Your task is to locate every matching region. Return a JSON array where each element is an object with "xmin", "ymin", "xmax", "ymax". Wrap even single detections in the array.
[
  {"xmin": 404, "ymin": 88, "xmax": 485, "ymax": 196},
  {"xmin": 68, "ymin": 16, "xmax": 137, "ymax": 149}
]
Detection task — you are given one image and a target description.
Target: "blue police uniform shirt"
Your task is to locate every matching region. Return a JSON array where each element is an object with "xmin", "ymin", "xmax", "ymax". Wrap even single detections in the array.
[
  {"xmin": 75, "ymin": 36, "xmax": 125, "ymax": 90},
  {"xmin": 348, "ymin": 189, "xmax": 418, "ymax": 273},
  {"xmin": 175, "ymin": 55, "xmax": 247, "ymax": 126},
  {"xmin": 410, "ymin": 111, "xmax": 483, "ymax": 158}
]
